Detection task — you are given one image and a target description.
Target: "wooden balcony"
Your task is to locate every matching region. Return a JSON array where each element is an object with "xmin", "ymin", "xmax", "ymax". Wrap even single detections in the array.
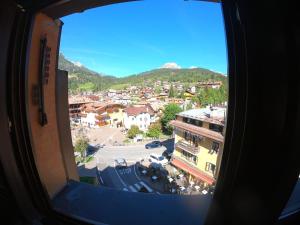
[
  {"xmin": 176, "ymin": 141, "xmax": 199, "ymax": 155},
  {"xmin": 170, "ymin": 120, "xmax": 224, "ymax": 143}
]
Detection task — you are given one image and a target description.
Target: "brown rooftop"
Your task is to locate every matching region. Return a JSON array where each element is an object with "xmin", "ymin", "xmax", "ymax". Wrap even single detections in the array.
[
  {"xmin": 169, "ymin": 120, "xmax": 224, "ymax": 142},
  {"xmin": 125, "ymin": 106, "xmax": 154, "ymax": 116}
]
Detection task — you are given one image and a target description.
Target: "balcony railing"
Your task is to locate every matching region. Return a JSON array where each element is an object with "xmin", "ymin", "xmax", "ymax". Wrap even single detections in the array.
[{"xmin": 176, "ymin": 141, "xmax": 199, "ymax": 155}]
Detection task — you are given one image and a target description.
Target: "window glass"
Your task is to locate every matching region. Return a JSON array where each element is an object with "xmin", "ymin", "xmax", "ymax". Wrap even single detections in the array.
[{"xmin": 59, "ymin": 2, "xmax": 227, "ymax": 222}]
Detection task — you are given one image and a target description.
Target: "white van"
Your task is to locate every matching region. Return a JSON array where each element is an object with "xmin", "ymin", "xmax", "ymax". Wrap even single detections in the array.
[{"xmin": 149, "ymin": 153, "xmax": 168, "ymax": 166}]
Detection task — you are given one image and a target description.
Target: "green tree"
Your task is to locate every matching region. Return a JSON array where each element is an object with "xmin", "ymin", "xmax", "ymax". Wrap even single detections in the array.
[
  {"xmin": 191, "ymin": 96, "xmax": 200, "ymax": 106},
  {"xmin": 197, "ymin": 86, "xmax": 228, "ymax": 106},
  {"xmin": 155, "ymin": 86, "xmax": 162, "ymax": 94},
  {"xmin": 197, "ymin": 88, "xmax": 211, "ymax": 106},
  {"xmin": 179, "ymin": 91, "xmax": 185, "ymax": 99},
  {"xmin": 74, "ymin": 137, "xmax": 89, "ymax": 160},
  {"xmin": 147, "ymin": 122, "xmax": 162, "ymax": 138},
  {"xmin": 127, "ymin": 125, "xmax": 142, "ymax": 139},
  {"xmin": 169, "ymin": 85, "xmax": 175, "ymax": 98},
  {"xmin": 186, "ymin": 102, "xmax": 193, "ymax": 110},
  {"xmin": 161, "ymin": 103, "xmax": 182, "ymax": 135}
]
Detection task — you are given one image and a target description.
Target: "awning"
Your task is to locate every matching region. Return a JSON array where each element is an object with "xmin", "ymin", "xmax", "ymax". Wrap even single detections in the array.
[{"xmin": 171, "ymin": 157, "xmax": 215, "ymax": 185}]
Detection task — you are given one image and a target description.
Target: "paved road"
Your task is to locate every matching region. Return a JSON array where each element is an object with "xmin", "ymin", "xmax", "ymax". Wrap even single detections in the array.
[{"xmin": 95, "ymin": 139, "xmax": 174, "ymax": 193}]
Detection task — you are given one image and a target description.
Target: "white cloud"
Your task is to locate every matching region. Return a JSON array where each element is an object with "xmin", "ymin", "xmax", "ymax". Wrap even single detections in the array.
[
  {"xmin": 189, "ymin": 66, "xmax": 198, "ymax": 69},
  {"xmin": 72, "ymin": 61, "xmax": 83, "ymax": 67},
  {"xmin": 161, "ymin": 62, "xmax": 181, "ymax": 69}
]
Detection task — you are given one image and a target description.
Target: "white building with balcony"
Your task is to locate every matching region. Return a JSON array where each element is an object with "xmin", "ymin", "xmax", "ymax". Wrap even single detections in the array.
[{"xmin": 123, "ymin": 105, "xmax": 156, "ymax": 132}]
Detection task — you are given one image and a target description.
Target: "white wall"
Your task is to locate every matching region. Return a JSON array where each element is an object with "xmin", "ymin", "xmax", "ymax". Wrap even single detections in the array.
[
  {"xmin": 80, "ymin": 112, "xmax": 98, "ymax": 127},
  {"xmin": 124, "ymin": 112, "xmax": 152, "ymax": 131}
]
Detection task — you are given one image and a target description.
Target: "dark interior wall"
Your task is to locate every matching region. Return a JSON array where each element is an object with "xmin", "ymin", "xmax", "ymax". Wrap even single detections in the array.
[
  {"xmin": 207, "ymin": 1, "xmax": 300, "ymax": 225},
  {"xmin": 1, "ymin": 0, "xmax": 300, "ymax": 225},
  {"xmin": 0, "ymin": 1, "xmax": 32, "ymax": 223}
]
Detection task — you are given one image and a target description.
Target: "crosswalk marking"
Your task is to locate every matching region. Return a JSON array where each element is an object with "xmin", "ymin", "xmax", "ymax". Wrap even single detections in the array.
[
  {"xmin": 118, "ymin": 168, "xmax": 131, "ymax": 175},
  {"xmin": 128, "ymin": 185, "xmax": 137, "ymax": 192},
  {"xmin": 139, "ymin": 181, "xmax": 153, "ymax": 192},
  {"xmin": 122, "ymin": 182, "xmax": 155, "ymax": 193},
  {"xmin": 134, "ymin": 183, "xmax": 141, "ymax": 190}
]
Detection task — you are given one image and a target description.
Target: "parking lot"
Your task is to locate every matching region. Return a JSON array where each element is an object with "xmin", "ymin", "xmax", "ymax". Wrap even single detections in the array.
[{"xmin": 71, "ymin": 125, "xmax": 125, "ymax": 146}]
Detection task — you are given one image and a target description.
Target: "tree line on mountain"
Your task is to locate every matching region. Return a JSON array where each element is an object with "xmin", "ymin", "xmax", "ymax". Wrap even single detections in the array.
[{"xmin": 58, "ymin": 53, "xmax": 227, "ymax": 94}]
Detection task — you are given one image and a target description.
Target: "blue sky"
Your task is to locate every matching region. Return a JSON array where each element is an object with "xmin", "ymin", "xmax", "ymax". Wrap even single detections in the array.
[{"xmin": 60, "ymin": 0, "xmax": 227, "ymax": 77}]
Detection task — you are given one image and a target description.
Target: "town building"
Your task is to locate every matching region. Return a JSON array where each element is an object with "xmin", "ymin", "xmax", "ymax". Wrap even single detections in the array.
[
  {"xmin": 190, "ymin": 86, "xmax": 196, "ymax": 93},
  {"xmin": 123, "ymin": 105, "xmax": 156, "ymax": 132},
  {"xmin": 157, "ymin": 92, "xmax": 169, "ymax": 100},
  {"xmin": 113, "ymin": 96, "xmax": 132, "ymax": 105},
  {"xmin": 169, "ymin": 107, "xmax": 226, "ymax": 187},
  {"xmin": 107, "ymin": 89, "xmax": 117, "ymax": 98},
  {"xmin": 68, "ymin": 95, "xmax": 94, "ymax": 118},
  {"xmin": 197, "ymin": 80, "xmax": 223, "ymax": 89},
  {"xmin": 94, "ymin": 103, "xmax": 125, "ymax": 127},
  {"xmin": 79, "ymin": 102, "xmax": 125, "ymax": 127},
  {"xmin": 80, "ymin": 112, "xmax": 99, "ymax": 127},
  {"xmin": 183, "ymin": 90, "xmax": 195, "ymax": 100},
  {"xmin": 69, "ymin": 102, "xmax": 86, "ymax": 118}
]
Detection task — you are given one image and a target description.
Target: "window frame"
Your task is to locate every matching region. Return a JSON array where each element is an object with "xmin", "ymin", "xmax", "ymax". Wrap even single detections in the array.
[
  {"xmin": 205, "ymin": 162, "xmax": 216, "ymax": 175},
  {"xmin": 1, "ymin": 1, "xmax": 300, "ymax": 225},
  {"xmin": 209, "ymin": 141, "xmax": 219, "ymax": 154}
]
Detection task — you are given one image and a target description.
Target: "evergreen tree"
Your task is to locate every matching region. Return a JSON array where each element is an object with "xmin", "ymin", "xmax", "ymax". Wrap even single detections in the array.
[
  {"xmin": 169, "ymin": 85, "xmax": 175, "ymax": 97},
  {"xmin": 161, "ymin": 103, "xmax": 182, "ymax": 135}
]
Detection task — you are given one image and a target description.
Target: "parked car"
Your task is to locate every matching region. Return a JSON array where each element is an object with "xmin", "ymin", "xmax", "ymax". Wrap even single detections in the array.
[
  {"xmin": 149, "ymin": 153, "xmax": 168, "ymax": 166},
  {"xmin": 162, "ymin": 149, "xmax": 173, "ymax": 160},
  {"xmin": 86, "ymin": 144, "xmax": 100, "ymax": 156},
  {"xmin": 86, "ymin": 147, "xmax": 95, "ymax": 156},
  {"xmin": 115, "ymin": 158, "xmax": 127, "ymax": 169},
  {"xmin": 145, "ymin": 141, "xmax": 162, "ymax": 149}
]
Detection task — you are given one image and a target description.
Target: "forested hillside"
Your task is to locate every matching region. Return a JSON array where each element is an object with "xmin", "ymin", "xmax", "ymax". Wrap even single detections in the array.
[{"xmin": 58, "ymin": 53, "xmax": 227, "ymax": 93}]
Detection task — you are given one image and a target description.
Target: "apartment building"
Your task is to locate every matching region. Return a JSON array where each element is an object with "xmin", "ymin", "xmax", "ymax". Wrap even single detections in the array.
[
  {"xmin": 169, "ymin": 107, "xmax": 226, "ymax": 186},
  {"xmin": 95, "ymin": 103, "xmax": 125, "ymax": 127},
  {"xmin": 197, "ymin": 80, "xmax": 223, "ymax": 89},
  {"xmin": 68, "ymin": 96, "xmax": 93, "ymax": 118},
  {"xmin": 123, "ymin": 105, "xmax": 156, "ymax": 132}
]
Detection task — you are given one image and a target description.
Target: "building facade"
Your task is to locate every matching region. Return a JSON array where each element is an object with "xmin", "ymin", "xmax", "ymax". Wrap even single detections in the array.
[
  {"xmin": 170, "ymin": 107, "xmax": 226, "ymax": 187},
  {"xmin": 80, "ymin": 112, "xmax": 98, "ymax": 127},
  {"xmin": 123, "ymin": 105, "xmax": 156, "ymax": 132},
  {"xmin": 96, "ymin": 103, "xmax": 125, "ymax": 127}
]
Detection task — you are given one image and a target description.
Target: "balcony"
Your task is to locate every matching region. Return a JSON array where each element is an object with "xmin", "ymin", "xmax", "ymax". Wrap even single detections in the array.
[
  {"xmin": 170, "ymin": 120, "xmax": 224, "ymax": 143},
  {"xmin": 176, "ymin": 141, "xmax": 199, "ymax": 155}
]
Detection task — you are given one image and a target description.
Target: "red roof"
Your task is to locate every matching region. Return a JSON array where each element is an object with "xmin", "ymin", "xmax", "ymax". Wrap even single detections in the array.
[
  {"xmin": 86, "ymin": 95, "xmax": 100, "ymax": 101},
  {"xmin": 125, "ymin": 106, "xmax": 154, "ymax": 116},
  {"xmin": 169, "ymin": 120, "xmax": 224, "ymax": 142},
  {"xmin": 171, "ymin": 157, "xmax": 215, "ymax": 185}
]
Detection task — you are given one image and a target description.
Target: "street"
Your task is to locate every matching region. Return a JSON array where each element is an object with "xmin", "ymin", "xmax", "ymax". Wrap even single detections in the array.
[{"xmin": 95, "ymin": 143, "xmax": 168, "ymax": 193}]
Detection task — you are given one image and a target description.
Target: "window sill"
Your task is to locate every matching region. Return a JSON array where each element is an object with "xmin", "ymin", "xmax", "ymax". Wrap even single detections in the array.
[
  {"xmin": 280, "ymin": 180, "xmax": 300, "ymax": 219},
  {"xmin": 53, "ymin": 180, "xmax": 211, "ymax": 225}
]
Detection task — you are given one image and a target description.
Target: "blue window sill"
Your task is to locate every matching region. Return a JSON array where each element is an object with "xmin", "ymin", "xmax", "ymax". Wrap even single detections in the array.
[
  {"xmin": 280, "ymin": 179, "xmax": 300, "ymax": 219},
  {"xmin": 53, "ymin": 180, "xmax": 211, "ymax": 225}
]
